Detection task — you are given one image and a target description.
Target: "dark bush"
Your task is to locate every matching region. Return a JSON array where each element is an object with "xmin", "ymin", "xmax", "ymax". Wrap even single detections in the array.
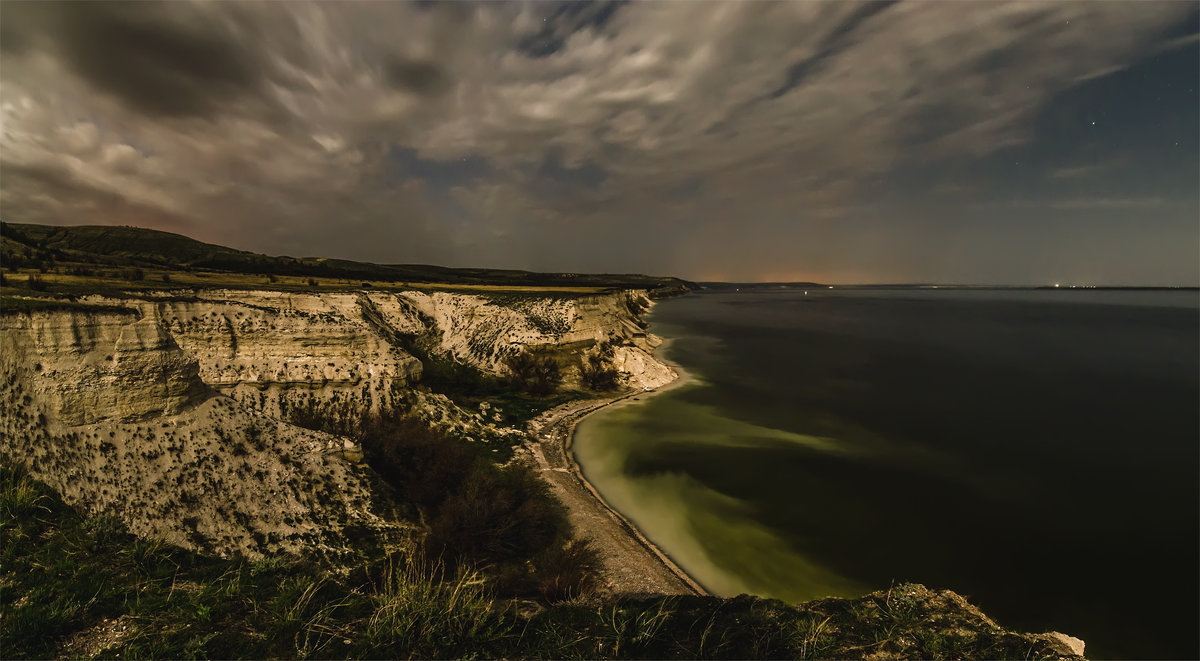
[
  {"xmin": 580, "ymin": 341, "xmax": 620, "ymax": 391},
  {"xmin": 529, "ymin": 539, "xmax": 601, "ymax": 602},
  {"xmin": 425, "ymin": 464, "xmax": 567, "ymax": 566},
  {"xmin": 360, "ymin": 413, "xmax": 595, "ymax": 600},
  {"xmin": 360, "ymin": 416, "xmax": 475, "ymax": 511},
  {"xmin": 580, "ymin": 353, "xmax": 620, "ymax": 391},
  {"xmin": 504, "ymin": 349, "xmax": 562, "ymax": 396}
]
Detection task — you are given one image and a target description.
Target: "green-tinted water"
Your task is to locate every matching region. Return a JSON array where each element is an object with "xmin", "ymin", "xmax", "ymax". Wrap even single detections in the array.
[
  {"xmin": 574, "ymin": 288, "xmax": 1199, "ymax": 659},
  {"xmin": 576, "ymin": 385, "xmax": 866, "ymax": 602}
]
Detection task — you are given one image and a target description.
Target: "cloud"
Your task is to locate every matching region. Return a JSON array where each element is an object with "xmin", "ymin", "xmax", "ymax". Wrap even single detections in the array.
[
  {"xmin": 2, "ymin": 1, "xmax": 274, "ymax": 118},
  {"xmin": 971, "ymin": 196, "xmax": 1174, "ymax": 211},
  {"xmin": 0, "ymin": 0, "xmax": 1194, "ymax": 281},
  {"xmin": 383, "ymin": 57, "xmax": 450, "ymax": 96},
  {"xmin": 1048, "ymin": 159, "xmax": 1123, "ymax": 180},
  {"xmin": 1050, "ymin": 197, "xmax": 1170, "ymax": 211}
]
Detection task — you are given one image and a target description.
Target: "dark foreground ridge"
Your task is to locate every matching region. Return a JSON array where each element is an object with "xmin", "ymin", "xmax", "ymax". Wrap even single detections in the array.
[{"xmin": 2, "ymin": 465, "xmax": 1085, "ymax": 660}]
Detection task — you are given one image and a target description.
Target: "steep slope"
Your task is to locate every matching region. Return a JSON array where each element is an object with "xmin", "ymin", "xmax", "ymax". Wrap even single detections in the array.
[
  {"xmin": 0, "ymin": 307, "xmax": 394, "ymax": 557},
  {"xmin": 0, "ymin": 287, "xmax": 673, "ymax": 557}
]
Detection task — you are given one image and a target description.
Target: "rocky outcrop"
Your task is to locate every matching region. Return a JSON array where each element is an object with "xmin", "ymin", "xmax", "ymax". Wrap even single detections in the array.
[
  {"xmin": 0, "ymin": 306, "xmax": 396, "ymax": 558},
  {"xmin": 388, "ymin": 289, "xmax": 673, "ymax": 389},
  {"xmin": 1, "ymin": 309, "xmax": 206, "ymax": 425},
  {"xmin": 132, "ymin": 293, "xmax": 422, "ymax": 420}
]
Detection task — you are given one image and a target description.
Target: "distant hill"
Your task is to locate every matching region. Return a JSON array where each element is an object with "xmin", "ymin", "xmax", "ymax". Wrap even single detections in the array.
[
  {"xmin": 696, "ymin": 281, "xmax": 825, "ymax": 290},
  {"xmin": 1, "ymin": 222, "xmax": 692, "ymax": 293}
]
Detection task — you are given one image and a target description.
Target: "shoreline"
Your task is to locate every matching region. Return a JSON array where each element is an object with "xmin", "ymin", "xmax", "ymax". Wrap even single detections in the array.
[{"xmin": 525, "ymin": 355, "xmax": 708, "ymax": 597}]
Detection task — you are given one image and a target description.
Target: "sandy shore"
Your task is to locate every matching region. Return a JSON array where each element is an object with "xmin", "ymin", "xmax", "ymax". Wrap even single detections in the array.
[{"xmin": 525, "ymin": 372, "xmax": 707, "ymax": 597}]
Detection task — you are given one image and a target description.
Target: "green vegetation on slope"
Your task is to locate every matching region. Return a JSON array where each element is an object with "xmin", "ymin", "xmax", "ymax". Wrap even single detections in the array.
[
  {"xmin": 2, "ymin": 464, "xmax": 1076, "ymax": 660},
  {"xmin": 1, "ymin": 222, "xmax": 692, "ymax": 293}
]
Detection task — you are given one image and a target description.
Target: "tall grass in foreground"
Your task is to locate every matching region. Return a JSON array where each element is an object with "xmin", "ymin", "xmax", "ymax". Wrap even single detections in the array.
[
  {"xmin": 361, "ymin": 557, "xmax": 513, "ymax": 658},
  {"xmin": 3, "ymin": 463, "xmax": 1076, "ymax": 660}
]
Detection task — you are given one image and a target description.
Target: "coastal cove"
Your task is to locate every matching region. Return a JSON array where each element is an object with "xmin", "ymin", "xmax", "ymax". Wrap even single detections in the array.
[{"xmin": 572, "ymin": 287, "xmax": 1200, "ymax": 660}]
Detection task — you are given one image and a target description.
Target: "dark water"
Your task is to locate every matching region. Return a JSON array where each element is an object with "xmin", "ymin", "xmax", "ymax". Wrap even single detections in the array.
[{"xmin": 575, "ymin": 288, "xmax": 1199, "ymax": 659}]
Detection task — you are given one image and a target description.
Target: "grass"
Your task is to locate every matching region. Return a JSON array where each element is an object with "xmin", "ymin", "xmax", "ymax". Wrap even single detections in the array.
[{"xmin": 2, "ymin": 464, "xmax": 1076, "ymax": 660}]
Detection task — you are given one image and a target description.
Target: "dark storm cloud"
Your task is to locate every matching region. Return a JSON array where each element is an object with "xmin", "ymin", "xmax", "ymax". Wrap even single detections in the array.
[
  {"xmin": 0, "ymin": 1, "xmax": 1196, "ymax": 284},
  {"xmin": 384, "ymin": 57, "xmax": 449, "ymax": 96},
  {"xmin": 0, "ymin": 160, "xmax": 200, "ymax": 232},
  {"xmin": 2, "ymin": 1, "xmax": 269, "ymax": 118},
  {"xmin": 0, "ymin": 24, "xmax": 30, "ymax": 56}
]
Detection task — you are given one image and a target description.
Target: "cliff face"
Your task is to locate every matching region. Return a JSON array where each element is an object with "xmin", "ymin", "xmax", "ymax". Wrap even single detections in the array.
[
  {"xmin": 1, "ymin": 288, "xmax": 672, "ymax": 556},
  {"xmin": 393, "ymin": 289, "xmax": 674, "ymax": 389},
  {"xmin": 1, "ymin": 310, "xmax": 206, "ymax": 425},
  {"xmin": 0, "ymin": 307, "xmax": 390, "ymax": 557},
  {"xmin": 133, "ymin": 292, "xmax": 423, "ymax": 419}
]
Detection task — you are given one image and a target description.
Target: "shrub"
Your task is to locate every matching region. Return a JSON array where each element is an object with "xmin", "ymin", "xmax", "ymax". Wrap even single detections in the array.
[
  {"xmin": 360, "ymin": 414, "xmax": 595, "ymax": 599},
  {"xmin": 504, "ymin": 349, "xmax": 562, "ymax": 396},
  {"xmin": 425, "ymin": 464, "xmax": 568, "ymax": 567},
  {"xmin": 580, "ymin": 353, "xmax": 620, "ymax": 391},
  {"xmin": 531, "ymin": 539, "xmax": 601, "ymax": 602},
  {"xmin": 360, "ymin": 416, "xmax": 475, "ymax": 511}
]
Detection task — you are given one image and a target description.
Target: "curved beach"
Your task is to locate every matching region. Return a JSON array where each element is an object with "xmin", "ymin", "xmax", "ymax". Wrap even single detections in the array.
[{"xmin": 525, "ymin": 367, "xmax": 707, "ymax": 597}]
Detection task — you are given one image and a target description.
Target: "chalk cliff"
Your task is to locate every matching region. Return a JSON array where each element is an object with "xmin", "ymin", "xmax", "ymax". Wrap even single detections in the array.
[{"xmin": 0, "ymin": 288, "xmax": 673, "ymax": 556}]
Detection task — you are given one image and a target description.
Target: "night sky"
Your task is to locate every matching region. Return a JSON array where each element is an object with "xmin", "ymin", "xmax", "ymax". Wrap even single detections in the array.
[{"xmin": 1, "ymin": 1, "xmax": 1196, "ymax": 285}]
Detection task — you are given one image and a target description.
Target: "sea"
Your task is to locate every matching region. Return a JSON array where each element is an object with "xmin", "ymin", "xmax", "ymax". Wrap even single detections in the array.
[{"xmin": 574, "ymin": 286, "xmax": 1199, "ymax": 660}]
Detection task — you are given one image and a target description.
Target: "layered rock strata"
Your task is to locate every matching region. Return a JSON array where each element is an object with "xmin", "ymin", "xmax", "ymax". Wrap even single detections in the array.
[{"xmin": 1, "ymin": 288, "xmax": 672, "ymax": 555}]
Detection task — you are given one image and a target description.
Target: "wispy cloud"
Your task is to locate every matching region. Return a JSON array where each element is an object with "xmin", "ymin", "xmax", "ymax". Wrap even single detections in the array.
[
  {"xmin": 1048, "ymin": 159, "xmax": 1123, "ymax": 180},
  {"xmin": 0, "ymin": 0, "xmax": 1193, "ymax": 277},
  {"xmin": 972, "ymin": 196, "xmax": 1173, "ymax": 211},
  {"xmin": 1050, "ymin": 197, "xmax": 1170, "ymax": 210}
]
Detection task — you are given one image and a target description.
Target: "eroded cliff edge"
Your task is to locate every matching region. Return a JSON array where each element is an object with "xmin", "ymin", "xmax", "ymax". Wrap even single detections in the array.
[{"xmin": 0, "ymin": 287, "xmax": 672, "ymax": 558}]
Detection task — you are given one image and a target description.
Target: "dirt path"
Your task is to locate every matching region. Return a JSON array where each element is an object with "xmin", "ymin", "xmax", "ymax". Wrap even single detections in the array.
[{"xmin": 526, "ymin": 392, "xmax": 707, "ymax": 597}]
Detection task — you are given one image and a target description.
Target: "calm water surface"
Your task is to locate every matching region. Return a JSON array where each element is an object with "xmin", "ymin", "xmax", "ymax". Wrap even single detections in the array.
[{"xmin": 574, "ymin": 288, "xmax": 1199, "ymax": 659}]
